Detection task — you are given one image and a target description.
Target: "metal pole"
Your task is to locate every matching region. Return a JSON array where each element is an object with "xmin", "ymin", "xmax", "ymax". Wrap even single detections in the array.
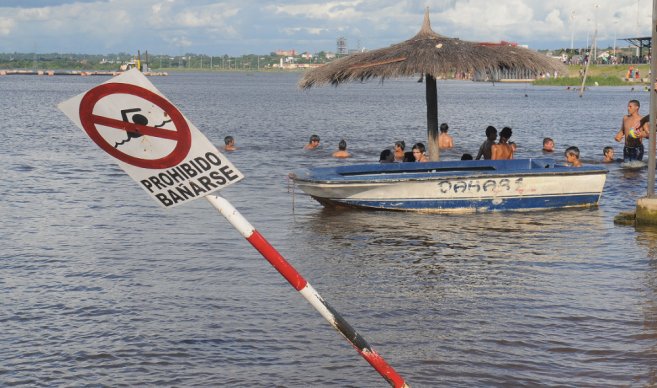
[
  {"xmin": 648, "ymin": 0, "xmax": 657, "ymax": 196},
  {"xmin": 570, "ymin": 11, "xmax": 575, "ymax": 50},
  {"xmin": 204, "ymin": 194, "xmax": 409, "ymax": 387}
]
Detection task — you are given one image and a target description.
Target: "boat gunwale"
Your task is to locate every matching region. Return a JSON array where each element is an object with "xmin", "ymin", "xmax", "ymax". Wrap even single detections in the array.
[
  {"xmin": 290, "ymin": 158, "xmax": 608, "ymax": 185},
  {"xmin": 292, "ymin": 167, "xmax": 609, "ymax": 185}
]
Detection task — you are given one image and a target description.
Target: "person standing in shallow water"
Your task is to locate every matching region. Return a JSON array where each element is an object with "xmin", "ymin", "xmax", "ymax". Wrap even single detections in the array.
[
  {"xmin": 438, "ymin": 123, "xmax": 453, "ymax": 149},
  {"xmin": 614, "ymin": 99, "xmax": 644, "ymax": 161},
  {"xmin": 304, "ymin": 134, "xmax": 321, "ymax": 150},
  {"xmin": 491, "ymin": 127, "xmax": 514, "ymax": 160}
]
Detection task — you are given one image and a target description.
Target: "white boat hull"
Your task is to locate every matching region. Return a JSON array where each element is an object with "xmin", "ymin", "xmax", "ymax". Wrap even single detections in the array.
[{"xmin": 291, "ymin": 159, "xmax": 607, "ymax": 213}]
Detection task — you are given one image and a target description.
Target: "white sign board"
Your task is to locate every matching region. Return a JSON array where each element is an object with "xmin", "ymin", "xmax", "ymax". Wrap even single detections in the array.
[{"xmin": 58, "ymin": 69, "xmax": 243, "ymax": 208}]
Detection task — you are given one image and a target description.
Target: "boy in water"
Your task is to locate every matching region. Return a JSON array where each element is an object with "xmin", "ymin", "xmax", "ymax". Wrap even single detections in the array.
[
  {"xmin": 223, "ymin": 135, "xmax": 236, "ymax": 151},
  {"xmin": 602, "ymin": 146, "xmax": 615, "ymax": 163},
  {"xmin": 304, "ymin": 134, "xmax": 321, "ymax": 150},
  {"xmin": 565, "ymin": 146, "xmax": 582, "ymax": 167},
  {"xmin": 476, "ymin": 126, "xmax": 497, "ymax": 160},
  {"xmin": 412, "ymin": 143, "xmax": 428, "ymax": 162},
  {"xmin": 393, "ymin": 140, "xmax": 405, "ymax": 162},
  {"xmin": 542, "ymin": 137, "xmax": 554, "ymax": 153},
  {"xmin": 438, "ymin": 123, "xmax": 453, "ymax": 149}
]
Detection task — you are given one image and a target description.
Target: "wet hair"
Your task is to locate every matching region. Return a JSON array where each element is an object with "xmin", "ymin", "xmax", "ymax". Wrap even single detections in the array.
[
  {"xmin": 485, "ymin": 126, "xmax": 497, "ymax": 138},
  {"xmin": 639, "ymin": 114, "xmax": 650, "ymax": 128},
  {"xmin": 565, "ymin": 146, "xmax": 580, "ymax": 158},
  {"xmin": 379, "ymin": 149, "xmax": 394, "ymax": 162},
  {"xmin": 395, "ymin": 140, "xmax": 405, "ymax": 150},
  {"xmin": 338, "ymin": 139, "xmax": 347, "ymax": 150},
  {"xmin": 412, "ymin": 142, "xmax": 426, "ymax": 153},
  {"xmin": 440, "ymin": 123, "xmax": 449, "ymax": 133},
  {"xmin": 309, "ymin": 134, "xmax": 320, "ymax": 143},
  {"xmin": 461, "ymin": 153, "xmax": 473, "ymax": 160},
  {"xmin": 224, "ymin": 135, "xmax": 234, "ymax": 145},
  {"xmin": 500, "ymin": 127, "xmax": 512, "ymax": 140},
  {"xmin": 403, "ymin": 151, "xmax": 415, "ymax": 162},
  {"xmin": 543, "ymin": 137, "xmax": 553, "ymax": 146},
  {"xmin": 603, "ymin": 146, "xmax": 613, "ymax": 156},
  {"xmin": 630, "ymin": 99, "xmax": 640, "ymax": 108}
]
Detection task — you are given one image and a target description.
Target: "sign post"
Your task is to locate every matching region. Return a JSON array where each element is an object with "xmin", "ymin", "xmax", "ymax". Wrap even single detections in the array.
[{"xmin": 58, "ymin": 69, "xmax": 408, "ymax": 387}]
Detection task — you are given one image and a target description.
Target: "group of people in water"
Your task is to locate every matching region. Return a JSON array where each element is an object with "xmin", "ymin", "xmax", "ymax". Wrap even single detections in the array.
[
  {"xmin": 227, "ymin": 99, "xmax": 650, "ymax": 168},
  {"xmin": 298, "ymin": 127, "xmax": 594, "ymax": 168}
]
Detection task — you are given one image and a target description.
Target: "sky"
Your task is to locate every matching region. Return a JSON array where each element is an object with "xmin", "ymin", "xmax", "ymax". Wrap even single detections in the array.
[{"xmin": 0, "ymin": 0, "xmax": 652, "ymax": 56}]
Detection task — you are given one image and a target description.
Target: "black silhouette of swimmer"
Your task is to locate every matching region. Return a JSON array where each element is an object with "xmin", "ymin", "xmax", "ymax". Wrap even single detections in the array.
[
  {"xmin": 115, "ymin": 108, "xmax": 146, "ymax": 148},
  {"xmin": 114, "ymin": 108, "xmax": 173, "ymax": 148}
]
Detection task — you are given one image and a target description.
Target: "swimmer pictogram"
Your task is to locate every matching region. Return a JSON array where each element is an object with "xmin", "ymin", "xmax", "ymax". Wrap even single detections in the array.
[{"xmin": 78, "ymin": 83, "xmax": 191, "ymax": 169}]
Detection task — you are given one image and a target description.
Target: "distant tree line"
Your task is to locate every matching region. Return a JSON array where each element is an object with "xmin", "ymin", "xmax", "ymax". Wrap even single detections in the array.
[{"xmin": 0, "ymin": 51, "xmax": 335, "ymax": 71}]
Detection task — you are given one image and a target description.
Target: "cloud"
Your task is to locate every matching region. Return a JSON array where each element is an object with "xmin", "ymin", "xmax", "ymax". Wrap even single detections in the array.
[
  {"xmin": 0, "ymin": 17, "xmax": 15, "ymax": 36},
  {"xmin": 0, "ymin": 0, "xmax": 652, "ymax": 55}
]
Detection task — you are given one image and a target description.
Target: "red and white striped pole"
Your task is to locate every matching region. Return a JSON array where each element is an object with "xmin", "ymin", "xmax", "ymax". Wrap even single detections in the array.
[{"xmin": 206, "ymin": 194, "xmax": 408, "ymax": 388}]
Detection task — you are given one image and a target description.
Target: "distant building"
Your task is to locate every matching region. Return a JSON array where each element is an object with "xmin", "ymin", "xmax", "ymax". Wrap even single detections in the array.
[
  {"xmin": 337, "ymin": 37, "xmax": 347, "ymax": 55},
  {"xmin": 275, "ymin": 49, "xmax": 296, "ymax": 56},
  {"xmin": 301, "ymin": 52, "xmax": 313, "ymax": 60},
  {"xmin": 325, "ymin": 51, "xmax": 336, "ymax": 59}
]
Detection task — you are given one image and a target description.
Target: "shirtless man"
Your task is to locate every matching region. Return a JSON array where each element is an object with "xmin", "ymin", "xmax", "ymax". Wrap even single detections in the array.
[
  {"xmin": 491, "ymin": 127, "xmax": 514, "ymax": 160},
  {"xmin": 614, "ymin": 100, "xmax": 644, "ymax": 161},
  {"xmin": 437, "ymin": 123, "xmax": 453, "ymax": 149},
  {"xmin": 332, "ymin": 139, "xmax": 351, "ymax": 158}
]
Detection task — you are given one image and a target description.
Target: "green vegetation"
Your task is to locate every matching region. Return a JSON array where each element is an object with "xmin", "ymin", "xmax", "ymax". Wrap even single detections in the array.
[
  {"xmin": 533, "ymin": 64, "xmax": 649, "ymax": 86},
  {"xmin": 534, "ymin": 75, "xmax": 629, "ymax": 86}
]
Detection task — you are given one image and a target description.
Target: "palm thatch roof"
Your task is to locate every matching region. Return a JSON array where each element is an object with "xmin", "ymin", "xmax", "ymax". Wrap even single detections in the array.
[
  {"xmin": 298, "ymin": 8, "xmax": 565, "ymax": 161},
  {"xmin": 300, "ymin": 9, "xmax": 565, "ymax": 88}
]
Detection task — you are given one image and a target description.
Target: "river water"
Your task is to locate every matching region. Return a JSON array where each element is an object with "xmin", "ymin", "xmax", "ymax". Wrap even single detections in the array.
[{"xmin": 2, "ymin": 72, "xmax": 657, "ymax": 387}]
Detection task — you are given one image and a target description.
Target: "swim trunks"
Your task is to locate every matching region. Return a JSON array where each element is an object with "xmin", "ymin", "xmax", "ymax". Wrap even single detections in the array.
[{"xmin": 623, "ymin": 144, "xmax": 644, "ymax": 162}]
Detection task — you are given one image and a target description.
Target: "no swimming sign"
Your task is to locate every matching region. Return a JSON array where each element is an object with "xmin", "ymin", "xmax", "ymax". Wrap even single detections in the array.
[{"xmin": 58, "ymin": 69, "xmax": 243, "ymax": 208}]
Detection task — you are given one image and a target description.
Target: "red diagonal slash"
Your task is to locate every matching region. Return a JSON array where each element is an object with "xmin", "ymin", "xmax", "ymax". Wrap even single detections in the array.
[
  {"xmin": 79, "ymin": 82, "xmax": 192, "ymax": 169},
  {"xmin": 91, "ymin": 114, "xmax": 181, "ymax": 141}
]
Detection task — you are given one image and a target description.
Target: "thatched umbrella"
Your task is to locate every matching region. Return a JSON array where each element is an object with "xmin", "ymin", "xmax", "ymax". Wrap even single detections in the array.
[{"xmin": 299, "ymin": 8, "xmax": 566, "ymax": 161}]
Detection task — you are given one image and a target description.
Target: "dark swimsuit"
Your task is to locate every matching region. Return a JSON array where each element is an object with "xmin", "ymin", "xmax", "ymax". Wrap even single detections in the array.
[{"xmin": 623, "ymin": 135, "xmax": 644, "ymax": 162}]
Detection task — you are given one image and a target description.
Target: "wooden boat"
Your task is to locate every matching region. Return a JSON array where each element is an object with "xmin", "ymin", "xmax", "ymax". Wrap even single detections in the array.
[{"xmin": 289, "ymin": 158, "xmax": 607, "ymax": 212}]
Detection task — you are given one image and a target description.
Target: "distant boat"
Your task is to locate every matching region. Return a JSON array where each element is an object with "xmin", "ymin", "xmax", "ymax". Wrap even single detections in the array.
[{"xmin": 289, "ymin": 158, "xmax": 607, "ymax": 212}]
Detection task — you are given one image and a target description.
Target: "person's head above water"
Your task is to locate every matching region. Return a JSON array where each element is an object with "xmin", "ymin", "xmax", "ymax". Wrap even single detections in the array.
[
  {"xmin": 500, "ymin": 127, "xmax": 512, "ymax": 140},
  {"xmin": 485, "ymin": 126, "xmax": 497, "ymax": 140}
]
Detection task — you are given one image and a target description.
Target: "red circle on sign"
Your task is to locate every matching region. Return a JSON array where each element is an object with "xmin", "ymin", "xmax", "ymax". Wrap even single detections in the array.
[{"xmin": 79, "ymin": 83, "xmax": 192, "ymax": 169}]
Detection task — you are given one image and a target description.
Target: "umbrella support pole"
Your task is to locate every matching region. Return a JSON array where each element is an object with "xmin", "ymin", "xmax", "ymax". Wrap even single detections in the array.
[{"xmin": 426, "ymin": 73, "xmax": 440, "ymax": 161}]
